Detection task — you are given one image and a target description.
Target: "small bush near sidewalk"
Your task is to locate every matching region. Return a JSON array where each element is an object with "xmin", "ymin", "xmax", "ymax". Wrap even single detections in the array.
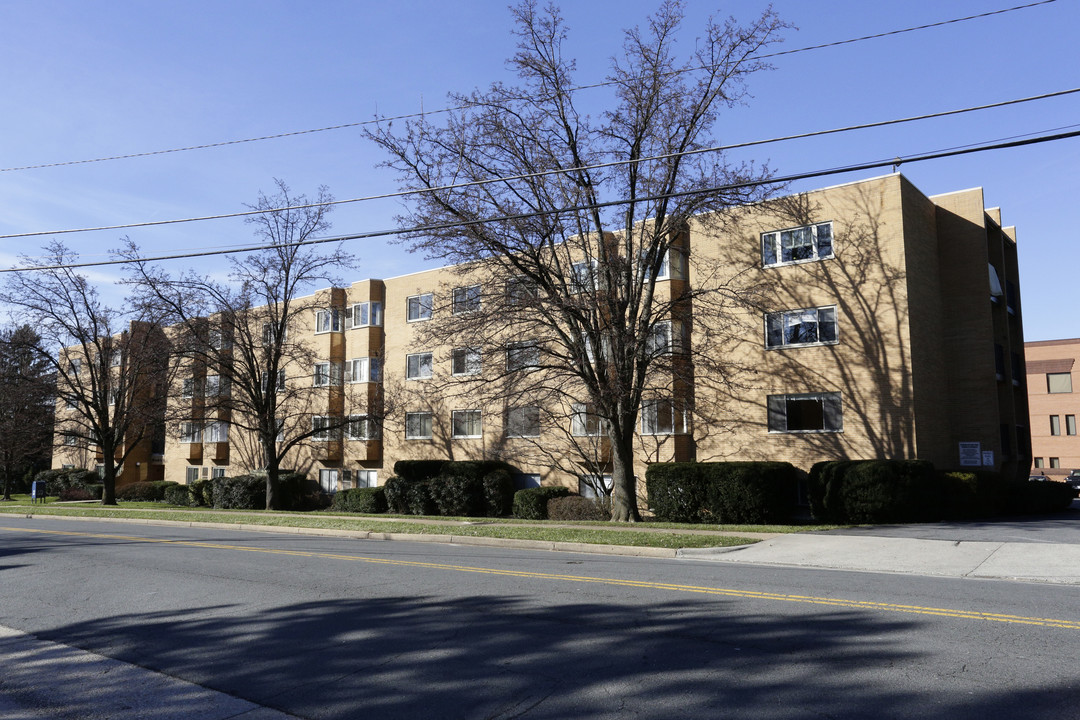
[
  {"xmin": 547, "ymin": 495, "xmax": 610, "ymax": 521},
  {"xmin": 513, "ymin": 486, "xmax": 571, "ymax": 520},
  {"xmin": 163, "ymin": 484, "xmax": 195, "ymax": 507},
  {"xmin": 332, "ymin": 487, "xmax": 388, "ymax": 514},
  {"xmin": 58, "ymin": 487, "xmax": 97, "ymax": 501},
  {"xmin": 213, "ymin": 475, "xmax": 266, "ymax": 510},
  {"xmin": 1007, "ymin": 479, "xmax": 1075, "ymax": 514},
  {"xmin": 646, "ymin": 462, "xmax": 799, "ymax": 524},
  {"xmin": 116, "ymin": 481, "xmax": 179, "ymax": 502}
]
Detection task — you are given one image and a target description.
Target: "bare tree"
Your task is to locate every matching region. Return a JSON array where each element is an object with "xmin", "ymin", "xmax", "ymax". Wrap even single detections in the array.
[
  {"xmin": 125, "ymin": 180, "xmax": 358, "ymax": 510},
  {"xmin": 1, "ymin": 243, "xmax": 171, "ymax": 505},
  {"xmin": 368, "ymin": 1, "xmax": 786, "ymax": 520},
  {"xmin": 0, "ymin": 325, "xmax": 54, "ymax": 501}
]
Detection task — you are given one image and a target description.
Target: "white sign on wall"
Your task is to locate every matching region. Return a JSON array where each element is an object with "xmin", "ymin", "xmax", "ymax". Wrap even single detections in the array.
[{"xmin": 959, "ymin": 442, "xmax": 981, "ymax": 467}]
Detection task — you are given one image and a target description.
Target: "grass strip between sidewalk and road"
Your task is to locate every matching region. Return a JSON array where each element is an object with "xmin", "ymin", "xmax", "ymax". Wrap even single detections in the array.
[{"xmin": 0, "ymin": 501, "xmax": 783, "ymax": 549}]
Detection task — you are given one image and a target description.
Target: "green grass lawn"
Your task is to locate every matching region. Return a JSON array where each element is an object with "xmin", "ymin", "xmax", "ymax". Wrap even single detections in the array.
[{"xmin": 0, "ymin": 497, "xmax": 833, "ymax": 549}]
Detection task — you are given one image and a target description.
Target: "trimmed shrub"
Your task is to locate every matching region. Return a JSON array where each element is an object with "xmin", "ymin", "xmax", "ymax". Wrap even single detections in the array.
[
  {"xmin": 547, "ymin": 495, "xmax": 610, "ymax": 521},
  {"xmin": 807, "ymin": 460, "xmax": 869, "ymax": 523},
  {"xmin": 83, "ymin": 483, "xmax": 104, "ymax": 500},
  {"xmin": 513, "ymin": 486, "xmax": 571, "ymax": 520},
  {"xmin": 332, "ymin": 487, "xmax": 388, "ymax": 513},
  {"xmin": 1006, "ymin": 480, "xmax": 1075, "ymax": 515},
  {"xmin": 189, "ymin": 478, "xmax": 213, "ymax": 507},
  {"xmin": 834, "ymin": 460, "xmax": 939, "ymax": 524},
  {"xmin": 116, "ymin": 481, "xmax": 178, "ymax": 502},
  {"xmin": 58, "ymin": 487, "xmax": 97, "ymax": 501},
  {"xmin": 278, "ymin": 472, "xmax": 328, "ymax": 511},
  {"xmin": 163, "ymin": 484, "xmax": 194, "ymax": 507},
  {"xmin": 393, "ymin": 460, "xmax": 447, "ymax": 482},
  {"xmin": 213, "ymin": 474, "xmax": 266, "ymax": 510},
  {"xmin": 403, "ymin": 478, "xmax": 436, "ymax": 515},
  {"xmin": 646, "ymin": 463, "xmax": 710, "ymax": 523},
  {"xmin": 703, "ymin": 462, "xmax": 800, "ymax": 525},
  {"xmin": 482, "ymin": 469, "xmax": 515, "ymax": 517},
  {"xmin": 383, "ymin": 476, "xmax": 410, "ymax": 514},
  {"xmin": 430, "ymin": 473, "xmax": 484, "ymax": 517}
]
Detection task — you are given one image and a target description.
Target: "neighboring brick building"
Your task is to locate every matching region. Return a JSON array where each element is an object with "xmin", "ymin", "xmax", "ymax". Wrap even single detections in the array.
[
  {"xmin": 55, "ymin": 173, "xmax": 1032, "ymax": 498},
  {"xmin": 1025, "ymin": 338, "xmax": 1080, "ymax": 477}
]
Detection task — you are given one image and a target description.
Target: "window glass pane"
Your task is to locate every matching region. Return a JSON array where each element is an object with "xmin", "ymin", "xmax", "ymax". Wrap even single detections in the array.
[
  {"xmin": 761, "ymin": 233, "xmax": 777, "ymax": 266},
  {"xmin": 1048, "ymin": 373, "xmax": 1072, "ymax": 393},
  {"xmin": 1068, "ymin": 415, "xmax": 1077, "ymax": 436},
  {"xmin": 815, "ymin": 223, "xmax": 833, "ymax": 258},
  {"xmin": 1051, "ymin": 415, "xmax": 1061, "ymax": 436}
]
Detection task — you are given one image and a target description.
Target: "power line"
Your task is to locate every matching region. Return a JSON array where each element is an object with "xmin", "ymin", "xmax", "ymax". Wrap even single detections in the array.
[
  {"xmin": 3, "ymin": 86, "xmax": 1078, "ymax": 242},
  {"xmin": 0, "ymin": 0, "xmax": 1056, "ymax": 175},
  {"xmin": 7, "ymin": 127, "xmax": 1079, "ymax": 274}
]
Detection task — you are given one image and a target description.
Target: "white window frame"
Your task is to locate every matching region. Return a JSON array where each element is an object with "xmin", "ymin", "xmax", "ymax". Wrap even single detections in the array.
[
  {"xmin": 506, "ymin": 276, "xmax": 538, "ymax": 305},
  {"xmin": 640, "ymin": 398, "xmax": 688, "ymax": 435},
  {"xmin": 346, "ymin": 357, "xmax": 382, "ymax": 383},
  {"xmin": 452, "ymin": 410, "xmax": 482, "ymax": 439},
  {"xmin": 570, "ymin": 260, "xmax": 598, "ymax": 294},
  {"xmin": 261, "ymin": 369, "xmax": 287, "ymax": 392},
  {"xmin": 571, "ymin": 402, "xmax": 604, "ymax": 437},
  {"xmin": 406, "ymin": 293, "xmax": 433, "ymax": 322},
  {"xmin": 211, "ymin": 467, "xmax": 226, "ymax": 478},
  {"xmin": 355, "ymin": 470, "xmax": 378, "ymax": 488},
  {"xmin": 505, "ymin": 406, "xmax": 541, "ymax": 438},
  {"xmin": 182, "ymin": 377, "xmax": 196, "ymax": 399},
  {"xmin": 318, "ymin": 468, "xmax": 340, "ymax": 494},
  {"xmin": 315, "ymin": 308, "xmax": 342, "ymax": 334},
  {"xmin": 185, "ymin": 467, "xmax": 199, "ymax": 483},
  {"xmin": 767, "ymin": 392, "xmax": 843, "ymax": 433},
  {"xmin": 180, "ymin": 422, "xmax": 203, "ymax": 444},
  {"xmin": 346, "ymin": 301, "xmax": 383, "ymax": 329},
  {"xmin": 346, "ymin": 414, "xmax": 378, "ymax": 441},
  {"xmin": 506, "ymin": 341, "xmax": 540, "ymax": 371},
  {"xmin": 312, "ymin": 415, "xmax": 338, "ymax": 442},
  {"xmin": 205, "ymin": 421, "xmax": 229, "ymax": 443},
  {"xmin": 761, "ymin": 222, "xmax": 834, "ymax": 267},
  {"xmin": 451, "ymin": 347, "xmax": 482, "ymax": 376},
  {"xmin": 204, "ymin": 375, "xmax": 222, "ymax": 397},
  {"xmin": 646, "ymin": 321, "xmax": 687, "ymax": 356},
  {"xmin": 452, "ymin": 285, "xmax": 481, "ymax": 315},
  {"xmin": 1047, "ymin": 373, "xmax": 1073, "ymax": 394},
  {"xmin": 405, "ymin": 411, "xmax": 433, "ymax": 440},
  {"xmin": 578, "ymin": 474, "xmax": 613, "ymax": 499},
  {"xmin": 406, "ymin": 352, "xmax": 433, "ymax": 380},
  {"xmin": 765, "ymin": 306, "xmax": 838, "ymax": 349},
  {"xmin": 313, "ymin": 362, "xmax": 342, "ymax": 387}
]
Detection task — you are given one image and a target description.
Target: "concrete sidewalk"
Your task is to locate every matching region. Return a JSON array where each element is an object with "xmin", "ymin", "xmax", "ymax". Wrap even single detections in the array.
[{"xmin": 681, "ymin": 529, "xmax": 1080, "ymax": 584}]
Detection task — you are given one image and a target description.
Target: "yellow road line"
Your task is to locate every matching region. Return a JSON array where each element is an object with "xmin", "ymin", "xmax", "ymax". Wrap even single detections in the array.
[{"xmin": 6, "ymin": 525, "xmax": 1079, "ymax": 631}]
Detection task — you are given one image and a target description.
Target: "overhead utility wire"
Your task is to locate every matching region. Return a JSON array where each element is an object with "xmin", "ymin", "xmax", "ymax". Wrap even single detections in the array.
[
  {"xmin": 3, "ymin": 85, "xmax": 1078, "ymax": 243},
  {"xmin": 0, "ymin": 0, "xmax": 1055, "ymax": 174},
  {"xmin": 8, "ymin": 127, "xmax": 1079, "ymax": 274}
]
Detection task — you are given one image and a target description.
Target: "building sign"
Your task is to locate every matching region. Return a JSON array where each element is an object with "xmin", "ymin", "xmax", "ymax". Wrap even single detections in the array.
[
  {"xmin": 981, "ymin": 450, "xmax": 994, "ymax": 467},
  {"xmin": 958, "ymin": 442, "xmax": 981, "ymax": 467}
]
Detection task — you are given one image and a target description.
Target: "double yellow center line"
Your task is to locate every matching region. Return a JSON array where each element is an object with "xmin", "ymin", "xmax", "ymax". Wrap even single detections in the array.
[{"xmin": 7, "ymin": 525, "xmax": 1079, "ymax": 631}]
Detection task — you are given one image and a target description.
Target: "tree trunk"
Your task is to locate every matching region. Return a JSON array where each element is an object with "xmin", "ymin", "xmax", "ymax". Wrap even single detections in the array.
[
  {"xmin": 101, "ymin": 461, "xmax": 117, "ymax": 506},
  {"xmin": 609, "ymin": 430, "xmax": 641, "ymax": 522},
  {"xmin": 264, "ymin": 442, "xmax": 281, "ymax": 511}
]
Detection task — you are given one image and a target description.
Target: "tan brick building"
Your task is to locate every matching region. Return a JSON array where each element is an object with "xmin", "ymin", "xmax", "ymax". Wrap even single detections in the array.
[
  {"xmin": 1025, "ymin": 338, "xmax": 1080, "ymax": 477},
  {"xmin": 56, "ymin": 173, "xmax": 1032, "ymax": 499}
]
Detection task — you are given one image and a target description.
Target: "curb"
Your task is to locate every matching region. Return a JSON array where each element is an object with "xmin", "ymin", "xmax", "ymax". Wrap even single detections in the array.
[{"xmin": 8, "ymin": 511, "xmax": 680, "ymax": 559}]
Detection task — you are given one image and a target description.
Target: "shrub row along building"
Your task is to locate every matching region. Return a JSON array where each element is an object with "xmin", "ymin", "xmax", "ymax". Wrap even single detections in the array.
[{"xmin": 52, "ymin": 174, "xmax": 1031, "ymax": 500}]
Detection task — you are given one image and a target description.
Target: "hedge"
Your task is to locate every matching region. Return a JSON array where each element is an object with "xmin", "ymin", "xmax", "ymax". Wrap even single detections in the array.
[
  {"xmin": 213, "ymin": 474, "xmax": 266, "ymax": 510},
  {"xmin": 116, "ymin": 481, "xmax": 179, "ymax": 502},
  {"xmin": 386, "ymin": 462, "xmax": 518, "ymax": 518},
  {"xmin": 646, "ymin": 462, "xmax": 799, "ymax": 524},
  {"xmin": 163, "ymin": 484, "xmax": 195, "ymax": 507},
  {"xmin": 332, "ymin": 487, "xmax": 388, "ymax": 513},
  {"xmin": 513, "ymin": 486, "xmax": 571, "ymax": 520},
  {"xmin": 1006, "ymin": 480, "xmax": 1075, "ymax": 514},
  {"xmin": 547, "ymin": 495, "xmax": 610, "ymax": 521}
]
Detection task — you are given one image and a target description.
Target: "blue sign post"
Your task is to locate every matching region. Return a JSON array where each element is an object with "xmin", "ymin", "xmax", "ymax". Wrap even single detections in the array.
[{"xmin": 31, "ymin": 480, "xmax": 46, "ymax": 503}]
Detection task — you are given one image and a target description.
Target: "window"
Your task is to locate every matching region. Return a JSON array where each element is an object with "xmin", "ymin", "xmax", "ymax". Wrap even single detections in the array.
[
  {"xmin": 185, "ymin": 467, "xmax": 199, "ymax": 483},
  {"xmin": 641, "ymin": 398, "xmax": 688, "ymax": 435},
  {"xmin": 180, "ymin": 422, "xmax": 203, "ymax": 444},
  {"xmin": 1051, "ymin": 457, "xmax": 1061, "ymax": 469},
  {"xmin": 1051, "ymin": 415, "xmax": 1061, "ymax": 436},
  {"xmin": 346, "ymin": 415, "xmax": 378, "ymax": 441},
  {"xmin": 571, "ymin": 402, "xmax": 604, "ymax": 436},
  {"xmin": 355, "ymin": 470, "xmax": 378, "ymax": 488},
  {"xmin": 407, "ymin": 293, "xmax": 433, "ymax": 322},
  {"xmin": 261, "ymin": 369, "xmax": 286, "ymax": 392},
  {"xmin": 1069, "ymin": 416, "xmax": 1077, "ymax": 436},
  {"xmin": 1006, "ymin": 280, "xmax": 1018, "ymax": 315},
  {"xmin": 405, "ymin": 411, "xmax": 433, "ymax": 439},
  {"xmin": 63, "ymin": 433, "xmax": 78, "ymax": 447},
  {"xmin": 452, "ymin": 347, "xmax": 481, "ymax": 376},
  {"xmin": 406, "ymin": 352, "xmax": 433, "ymax": 380},
  {"xmin": 212, "ymin": 467, "xmax": 226, "ymax": 478},
  {"xmin": 346, "ymin": 301, "xmax": 383, "ymax": 328},
  {"xmin": 506, "ymin": 341, "xmax": 540, "ymax": 371},
  {"xmin": 312, "ymin": 416, "xmax": 338, "ymax": 442},
  {"xmin": 570, "ymin": 260, "xmax": 597, "ymax": 293},
  {"xmin": 182, "ymin": 378, "xmax": 196, "ymax": 399},
  {"xmin": 507, "ymin": 276, "xmax": 538, "ymax": 305},
  {"xmin": 315, "ymin": 308, "xmax": 342, "ymax": 333},
  {"xmin": 579, "ymin": 474, "xmax": 613, "ymax": 499},
  {"xmin": 647, "ymin": 321, "xmax": 687, "ymax": 355},
  {"xmin": 205, "ymin": 421, "xmax": 229, "ymax": 443},
  {"xmin": 70, "ymin": 358, "xmax": 81, "ymax": 376},
  {"xmin": 108, "ymin": 386, "xmax": 119, "ymax": 406},
  {"xmin": 262, "ymin": 323, "xmax": 287, "ymax": 345},
  {"xmin": 452, "ymin": 410, "xmax": 482, "ymax": 438},
  {"xmin": 346, "ymin": 357, "xmax": 381, "ymax": 383},
  {"xmin": 208, "ymin": 329, "xmax": 229, "ymax": 350},
  {"xmin": 766, "ymin": 307, "xmax": 838, "ymax": 349},
  {"xmin": 1011, "ymin": 352, "xmax": 1022, "ymax": 386},
  {"xmin": 204, "ymin": 375, "xmax": 222, "ymax": 397},
  {"xmin": 642, "ymin": 248, "xmax": 686, "ymax": 280},
  {"xmin": 513, "ymin": 473, "xmax": 541, "ymax": 490},
  {"xmin": 318, "ymin": 468, "xmax": 340, "ymax": 494},
  {"xmin": 761, "ymin": 222, "xmax": 833, "ymax": 267},
  {"xmin": 989, "ymin": 264, "xmax": 1004, "ymax": 301},
  {"xmin": 313, "ymin": 362, "xmax": 331, "ymax": 387},
  {"xmin": 1048, "ymin": 373, "xmax": 1073, "ymax": 394},
  {"xmin": 767, "ymin": 392, "xmax": 843, "ymax": 433},
  {"xmin": 110, "ymin": 349, "xmax": 123, "ymax": 367},
  {"xmin": 505, "ymin": 406, "xmax": 541, "ymax": 438},
  {"xmin": 1034, "ymin": 457, "xmax": 1044, "ymax": 468},
  {"xmin": 452, "ymin": 285, "xmax": 481, "ymax": 315}
]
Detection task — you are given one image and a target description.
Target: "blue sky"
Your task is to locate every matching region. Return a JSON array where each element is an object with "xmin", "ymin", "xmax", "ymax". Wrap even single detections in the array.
[{"xmin": 1, "ymin": 0, "xmax": 1077, "ymax": 341}]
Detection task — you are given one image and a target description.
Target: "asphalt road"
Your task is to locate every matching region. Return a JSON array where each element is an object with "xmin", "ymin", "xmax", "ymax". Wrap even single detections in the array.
[{"xmin": 2, "ymin": 517, "xmax": 1080, "ymax": 719}]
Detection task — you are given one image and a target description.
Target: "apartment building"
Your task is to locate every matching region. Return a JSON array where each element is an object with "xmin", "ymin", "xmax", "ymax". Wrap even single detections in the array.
[
  {"xmin": 56, "ymin": 173, "xmax": 1031, "ymax": 498},
  {"xmin": 1025, "ymin": 338, "xmax": 1080, "ymax": 477}
]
